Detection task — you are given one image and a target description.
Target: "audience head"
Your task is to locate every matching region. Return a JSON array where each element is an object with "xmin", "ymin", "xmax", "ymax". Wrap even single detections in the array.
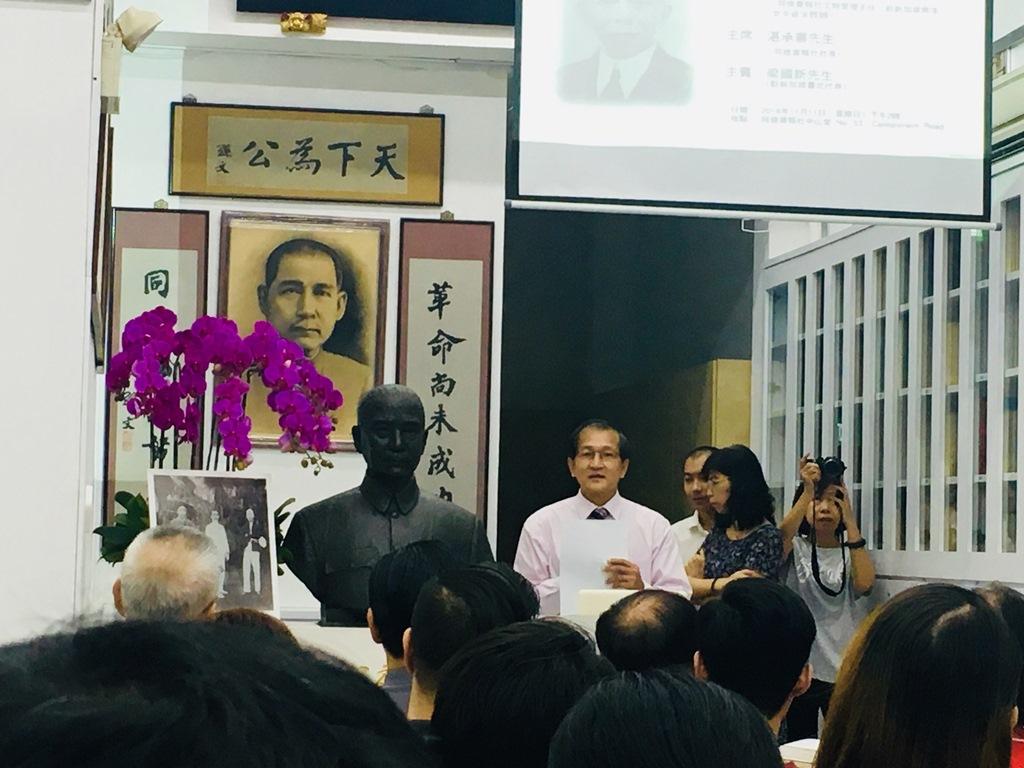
[
  {"xmin": 701, "ymin": 445, "xmax": 775, "ymax": 529},
  {"xmin": 433, "ymin": 619, "xmax": 613, "ymax": 768},
  {"xmin": 817, "ymin": 583, "xmax": 1021, "ymax": 768},
  {"xmin": 209, "ymin": 607, "xmax": 298, "ymax": 644},
  {"xmin": 0, "ymin": 620, "xmax": 436, "ymax": 768},
  {"xmin": 367, "ymin": 540, "xmax": 457, "ymax": 660},
  {"xmin": 596, "ymin": 589, "xmax": 698, "ymax": 671},
  {"xmin": 566, "ymin": 419, "xmax": 632, "ymax": 504},
  {"xmin": 682, "ymin": 445, "xmax": 715, "ymax": 516},
  {"xmin": 405, "ymin": 562, "xmax": 539, "ymax": 694},
  {"xmin": 113, "ymin": 525, "xmax": 221, "ymax": 621},
  {"xmin": 979, "ymin": 583, "xmax": 1024, "ymax": 728},
  {"xmin": 550, "ymin": 669, "xmax": 784, "ymax": 768},
  {"xmin": 696, "ymin": 578, "xmax": 815, "ymax": 729}
]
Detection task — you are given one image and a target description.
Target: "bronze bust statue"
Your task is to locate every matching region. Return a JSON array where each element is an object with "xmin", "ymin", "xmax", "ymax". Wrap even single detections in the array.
[{"xmin": 284, "ymin": 384, "xmax": 493, "ymax": 625}]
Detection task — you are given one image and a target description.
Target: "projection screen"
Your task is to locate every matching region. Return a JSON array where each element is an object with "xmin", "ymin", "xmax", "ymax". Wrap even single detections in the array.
[{"xmin": 509, "ymin": 0, "xmax": 993, "ymax": 221}]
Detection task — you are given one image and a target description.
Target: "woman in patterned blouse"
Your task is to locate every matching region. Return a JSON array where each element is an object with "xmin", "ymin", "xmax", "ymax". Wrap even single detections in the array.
[{"xmin": 685, "ymin": 445, "xmax": 784, "ymax": 602}]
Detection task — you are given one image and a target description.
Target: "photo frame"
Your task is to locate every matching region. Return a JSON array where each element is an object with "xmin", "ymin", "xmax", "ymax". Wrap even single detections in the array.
[
  {"xmin": 397, "ymin": 219, "xmax": 495, "ymax": 519},
  {"xmin": 104, "ymin": 208, "xmax": 209, "ymax": 522},
  {"xmin": 170, "ymin": 102, "xmax": 445, "ymax": 206},
  {"xmin": 148, "ymin": 469, "xmax": 279, "ymax": 617},
  {"xmin": 219, "ymin": 212, "xmax": 389, "ymax": 450}
]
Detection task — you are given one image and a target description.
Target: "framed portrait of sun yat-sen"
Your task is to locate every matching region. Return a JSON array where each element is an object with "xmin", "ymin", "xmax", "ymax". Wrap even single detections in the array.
[{"xmin": 219, "ymin": 212, "xmax": 389, "ymax": 450}]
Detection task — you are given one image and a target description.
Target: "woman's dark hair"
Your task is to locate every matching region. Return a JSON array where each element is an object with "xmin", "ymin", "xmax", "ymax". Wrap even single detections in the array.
[
  {"xmin": 816, "ymin": 583, "xmax": 1022, "ymax": 768},
  {"xmin": 701, "ymin": 445, "xmax": 775, "ymax": 530},
  {"xmin": 978, "ymin": 583, "xmax": 1024, "ymax": 727},
  {"xmin": 433, "ymin": 619, "xmax": 613, "ymax": 768},
  {"xmin": 549, "ymin": 669, "xmax": 783, "ymax": 768}
]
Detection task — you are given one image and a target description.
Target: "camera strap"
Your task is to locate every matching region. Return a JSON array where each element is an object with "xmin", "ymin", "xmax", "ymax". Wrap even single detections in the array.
[{"xmin": 809, "ymin": 508, "xmax": 846, "ymax": 598}]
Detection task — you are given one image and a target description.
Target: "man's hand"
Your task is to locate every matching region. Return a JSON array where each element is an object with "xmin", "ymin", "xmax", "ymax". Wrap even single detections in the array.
[
  {"xmin": 604, "ymin": 558, "xmax": 644, "ymax": 589},
  {"xmin": 685, "ymin": 550, "xmax": 706, "ymax": 580},
  {"xmin": 726, "ymin": 569, "xmax": 762, "ymax": 585}
]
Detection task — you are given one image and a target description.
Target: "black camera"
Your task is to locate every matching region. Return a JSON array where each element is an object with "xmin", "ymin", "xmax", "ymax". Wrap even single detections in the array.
[{"xmin": 815, "ymin": 456, "xmax": 847, "ymax": 495}]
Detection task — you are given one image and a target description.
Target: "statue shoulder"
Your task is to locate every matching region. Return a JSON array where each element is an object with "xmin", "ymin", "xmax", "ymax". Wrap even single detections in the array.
[
  {"xmin": 420, "ymin": 496, "xmax": 478, "ymax": 525},
  {"xmin": 294, "ymin": 487, "xmax": 364, "ymax": 520}
]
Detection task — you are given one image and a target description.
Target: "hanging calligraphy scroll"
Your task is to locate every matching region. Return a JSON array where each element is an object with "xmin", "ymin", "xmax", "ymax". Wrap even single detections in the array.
[
  {"xmin": 170, "ymin": 103, "xmax": 445, "ymax": 206},
  {"xmin": 104, "ymin": 209, "xmax": 209, "ymax": 521},
  {"xmin": 397, "ymin": 220, "xmax": 494, "ymax": 519}
]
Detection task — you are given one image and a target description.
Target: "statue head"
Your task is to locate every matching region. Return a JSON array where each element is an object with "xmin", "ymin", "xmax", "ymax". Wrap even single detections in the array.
[{"xmin": 352, "ymin": 385, "xmax": 427, "ymax": 483}]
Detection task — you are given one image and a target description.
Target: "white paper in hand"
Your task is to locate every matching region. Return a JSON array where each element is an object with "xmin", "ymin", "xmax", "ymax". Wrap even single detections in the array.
[{"xmin": 558, "ymin": 519, "xmax": 628, "ymax": 615}]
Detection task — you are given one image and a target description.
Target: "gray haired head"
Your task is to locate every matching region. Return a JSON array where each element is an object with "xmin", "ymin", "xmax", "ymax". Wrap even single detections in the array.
[{"xmin": 118, "ymin": 525, "xmax": 221, "ymax": 620}]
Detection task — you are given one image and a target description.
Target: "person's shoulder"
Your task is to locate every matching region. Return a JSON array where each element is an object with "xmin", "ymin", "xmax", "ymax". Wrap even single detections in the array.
[
  {"xmin": 623, "ymin": 497, "xmax": 671, "ymax": 528},
  {"xmin": 522, "ymin": 497, "xmax": 573, "ymax": 528},
  {"xmin": 651, "ymin": 47, "xmax": 693, "ymax": 80},
  {"xmin": 316, "ymin": 351, "xmax": 370, "ymax": 381},
  {"xmin": 558, "ymin": 53, "xmax": 599, "ymax": 99},
  {"xmin": 751, "ymin": 523, "xmax": 784, "ymax": 543},
  {"xmin": 670, "ymin": 513, "xmax": 698, "ymax": 532}
]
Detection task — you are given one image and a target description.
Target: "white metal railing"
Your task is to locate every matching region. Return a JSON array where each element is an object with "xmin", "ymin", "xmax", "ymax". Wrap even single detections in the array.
[{"xmin": 754, "ymin": 168, "xmax": 1024, "ymax": 583}]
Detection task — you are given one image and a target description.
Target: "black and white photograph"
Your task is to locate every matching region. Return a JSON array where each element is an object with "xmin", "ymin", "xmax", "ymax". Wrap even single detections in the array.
[
  {"xmin": 219, "ymin": 212, "xmax": 389, "ymax": 450},
  {"xmin": 147, "ymin": 470, "xmax": 279, "ymax": 615},
  {"xmin": 558, "ymin": 0, "xmax": 692, "ymax": 105}
]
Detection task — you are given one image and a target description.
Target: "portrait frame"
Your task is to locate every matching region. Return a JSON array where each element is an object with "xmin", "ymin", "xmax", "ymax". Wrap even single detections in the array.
[
  {"xmin": 147, "ymin": 469, "xmax": 280, "ymax": 617},
  {"xmin": 104, "ymin": 208, "xmax": 209, "ymax": 522},
  {"xmin": 218, "ymin": 211, "xmax": 389, "ymax": 450},
  {"xmin": 397, "ymin": 219, "xmax": 495, "ymax": 520},
  {"xmin": 169, "ymin": 102, "xmax": 445, "ymax": 206}
]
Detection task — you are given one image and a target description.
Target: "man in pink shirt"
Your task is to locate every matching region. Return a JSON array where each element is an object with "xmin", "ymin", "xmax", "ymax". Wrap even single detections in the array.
[{"xmin": 514, "ymin": 419, "xmax": 691, "ymax": 615}]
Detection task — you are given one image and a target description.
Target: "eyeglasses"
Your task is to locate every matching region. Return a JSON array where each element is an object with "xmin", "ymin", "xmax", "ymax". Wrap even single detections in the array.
[{"xmin": 577, "ymin": 449, "xmax": 621, "ymax": 462}]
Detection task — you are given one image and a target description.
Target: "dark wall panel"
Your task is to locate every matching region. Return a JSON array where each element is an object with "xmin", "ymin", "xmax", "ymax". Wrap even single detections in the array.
[{"xmin": 237, "ymin": 1, "xmax": 514, "ymax": 26}]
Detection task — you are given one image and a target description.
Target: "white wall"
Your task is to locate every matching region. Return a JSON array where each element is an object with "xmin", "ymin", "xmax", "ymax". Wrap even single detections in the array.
[
  {"xmin": 0, "ymin": 0, "xmax": 101, "ymax": 643},
  {"xmin": 995, "ymin": 0, "xmax": 1024, "ymax": 41},
  {"xmin": 83, "ymin": 30, "xmax": 509, "ymax": 618}
]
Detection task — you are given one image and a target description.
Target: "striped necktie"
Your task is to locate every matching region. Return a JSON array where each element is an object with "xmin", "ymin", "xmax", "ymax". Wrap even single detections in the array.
[{"xmin": 588, "ymin": 507, "xmax": 612, "ymax": 520}]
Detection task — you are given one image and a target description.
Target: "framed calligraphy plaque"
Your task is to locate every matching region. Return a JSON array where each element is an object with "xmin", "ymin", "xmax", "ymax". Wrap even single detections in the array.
[
  {"xmin": 236, "ymin": 0, "xmax": 513, "ymax": 25},
  {"xmin": 397, "ymin": 219, "xmax": 495, "ymax": 520},
  {"xmin": 170, "ymin": 102, "xmax": 445, "ymax": 206},
  {"xmin": 104, "ymin": 209, "xmax": 209, "ymax": 521},
  {"xmin": 219, "ymin": 212, "xmax": 389, "ymax": 450}
]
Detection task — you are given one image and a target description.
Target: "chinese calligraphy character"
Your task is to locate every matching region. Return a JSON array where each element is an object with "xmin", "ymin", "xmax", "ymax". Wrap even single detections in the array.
[
  {"xmin": 216, "ymin": 144, "xmax": 232, "ymax": 158},
  {"xmin": 427, "ymin": 330, "xmax": 466, "ymax": 366},
  {"xmin": 430, "ymin": 372, "xmax": 457, "ymax": 397},
  {"xmin": 287, "ymin": 137, "xmax": 322, "ymax": 174},
  {"xmin": 215, "ymin": 161, "xmax": 230, "ymax": 174},
  {"xmin": 371, "ymin": 143, "xmax": 406, "ymax": 180},
  {"xmin": 427, "ymin": 281, "xmax": 453, "ymax": 320},
  {"xmin": 327, "ymin": 140, "xmax": 362, "ymax": 176},
  {"xmin": 427, "ymin": 404, "xmax": 458, "ymax": 436},
  {"xmin": 243, "ymin": 140, "xmax": 280, "ymax": 168},
  {"xmin": 438, "ymin": 486, "xmax": 453, "ymax": 503},
  {"xmin": 427, "ymin": 446, "xmax": 456, "ymax": 479},
  {"xmin": 143, "ymin": 269, "xmax": 169, "ymax": 299}
]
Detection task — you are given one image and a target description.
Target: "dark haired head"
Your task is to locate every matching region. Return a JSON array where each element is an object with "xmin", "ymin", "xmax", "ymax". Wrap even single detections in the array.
[
  {"xmin": 683, "ymin": 445, "xmax": 716, "ymax": 465},
  {"xmin": 433, "ymin": 620, "xmax": 613, "ymax": 768},
  {"xmin": 0, "ymin": 620, "xmax": 435, "ymax": 768},
  {"xmin": 263, "ymin": 238, "xmax": 346, "ymax": 290},
  {"xmin": 817, "ymin": 583, "xmax": 1021, "ymax": 768},
  {"xmin": 979, "ymin": 583, "xmax": 1024, "ymax": 727},
  {"xmin": 696, "ymin": 578, "xmax": 815, "ymax": 719},
  {"xmin": 368, "ymin": 540, "xmax": 458, "ymax": 659},
  {"xmin": 702, "ymin": 445, "xmax": 775, "ymax": 530},
  {"xmin": 567, "ymin": 419, "xmax": 631, "ymax": 462},
  {"xmin": 408, "ymin": 563, "xmax": 539, "ymax": 692},
  {"xmin": 549, "ymin": 669, "xmax": 784, "ymax": 768},
  {"xmin": 209, "ymin": 608, "xmax": 298, "ymax": 644},
  {"xmin": 596, "ymin": 590, "xmax": 698, "ymax": 672}
]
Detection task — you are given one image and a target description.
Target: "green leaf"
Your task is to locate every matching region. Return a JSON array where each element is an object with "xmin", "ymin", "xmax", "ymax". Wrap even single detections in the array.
[
  {"xmin": 113, "ymin": 513, "xmax": 129, "ymax": 526},
  {"xmin": 114, "ymin": 491, "xmax": 136, "ymax": 510}
]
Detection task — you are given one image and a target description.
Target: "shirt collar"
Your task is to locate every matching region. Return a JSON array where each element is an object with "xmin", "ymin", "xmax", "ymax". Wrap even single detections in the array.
[
  {"xmin": 575, "ymin": 491, "xmax": 625, "ymax": 520},
  {"xmin": 597, "ymin": 45, "xmax": 657, "ymax": 98},
  {"xmin": 360, "ymin": 474, "xmax": 421, "ymax": 517}
]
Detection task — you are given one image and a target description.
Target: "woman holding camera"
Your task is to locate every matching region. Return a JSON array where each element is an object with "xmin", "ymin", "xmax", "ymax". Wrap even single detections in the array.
[
  {"xmin": 685, "ymin": 445, "xmax": 783, "ymax": 602},
  {"xmin": 780, "ymin": 455, "xmax": 876, "ymax": 741}
]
